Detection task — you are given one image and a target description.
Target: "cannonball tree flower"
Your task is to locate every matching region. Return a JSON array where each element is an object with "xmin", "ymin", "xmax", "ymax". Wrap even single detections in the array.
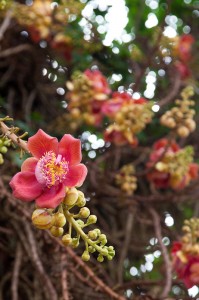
[
  {"xmin": 171, "ymin": 241, "xmax": 199, "ymax": 288},
  {"xmin": 146, "ymin": 139, "xmax": 198, "ymax": 189},
  {"xmin": 10, "ymin": 130, "xmax": 87, "ymax": 209}
]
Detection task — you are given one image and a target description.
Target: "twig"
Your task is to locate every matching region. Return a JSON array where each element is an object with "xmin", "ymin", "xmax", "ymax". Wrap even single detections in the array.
[
  {"xmin": 61, "ymin": 253, "xmax": 70, "ymax": 300},
  {"xmin": 159, "ymin": 71, "xmax": 181, "ymax": 107},
  {"xmin": 49, "ymin": 233, "xmax": 126, "ymax": 300},
  {"xmin": 0, "ymin": 10, "xmax": 12, "ymax": 42},
  {"xmin": 0, "ymin": 44, "xmax": 32, "ymax": 58},
  {"xmin": 117, "ymin": 211, "xmax": 134, "ymax": 284},
  {"xmin": 0, "ymin": 119, "xmax": 28, "ymax": 152},
  {"xmin": 11, "ymin": 243, "xmax": 23, "ymax": 300},
  {"xmin": 24, "ymin": 223, "xmax": 58, "ymax": 300},
  {"xmin": 149, "ymin": 208, "xmax": 172, "ymax": 298}
]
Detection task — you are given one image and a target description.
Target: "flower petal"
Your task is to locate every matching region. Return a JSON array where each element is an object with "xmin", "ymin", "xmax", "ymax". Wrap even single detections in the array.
[
  {"xmin": 9, "ymin": 172, "xmax": 43, "ymax": 201},
  {"xmin": 35, "ymin": 184, "xmax": 66, "ymax": 209},
  {"xmin": 58, "ymin": 134, "xmax": 82, "ymax": 165},
  {"xmin": 21, "ymin": 157, "xmax": 38, "ymax": 172},
  {"xmin": 64, "ymin": 164, "xmax": 87, "ymax": 187},
  {"xmin": 27, "ymin": 129, "xmax": 58, "ymax": 159}
]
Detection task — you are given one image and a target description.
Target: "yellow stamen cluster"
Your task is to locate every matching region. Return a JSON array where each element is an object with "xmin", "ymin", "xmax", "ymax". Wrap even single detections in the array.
[
  {"xmin": 180, "ymin": 218, "xmax": 199, "ymax": 255},
  {"xmin": 155, "ymin": 146, "xmax": 193, "ymax": 185},
  {"xmin": 115, "ymin": 164, "xmax": 137, "ymax": 196},
  {"xmin": 160, "ymin": 86, "xmax": 196, "ymax": 138}
]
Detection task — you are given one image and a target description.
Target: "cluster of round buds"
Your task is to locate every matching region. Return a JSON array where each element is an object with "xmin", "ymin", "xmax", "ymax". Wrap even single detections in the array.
[
  {"xmin": 160, "ymin": 86, "xmax": 196, "ymax": 138},
  {"xmin": 105, "ymin": 100, "xmax": 154, "ymax": 146},
  {"xmin": 0, "ymin": 137, "xmax": 11, "ymax": 164},
  {"xmin": 32, "ymin": 187, "xmax": 115, "ymax": 262},
  {"xmin": 66, "ymin": 69, "xmax": 111, "ymax": 126},
  {"xmin": 171, "ymin": 218, "xmax": 199, "ymax": 288},
  {"xmin": 115, "ymin": 164, "xmax": 137, "ymax": 196},
  {"xmin": 155, "ymin": 146, "xmax": 196, "ymax": 189},
  {"xmin": 181, "ymin": 218, "xmax": 199, "ymax": 255},
  {"xmin": 32, "ymin": 209, "xmax": 66, "ymax": 237},
  {"xmin": 13, "ymin": 0, "xmax": 82, "ymax": 45},
  {"xmin": 147, "ymin": 139, "xmax": 198, "ymax": 190}
]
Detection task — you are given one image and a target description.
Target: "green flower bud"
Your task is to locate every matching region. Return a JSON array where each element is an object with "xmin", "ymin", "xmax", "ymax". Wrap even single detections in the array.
[
  {"xmin": 63, "ymin": 187, "xmax": 79, "ymax": 206},
  {"xmin": 82, "ymin": 251, "xmax": 90, "ymax": 261},
  {"xmin": 97, "ymin": 255, "xmax": 104, "ymax": 262},
  {"xmin": 87, "ymin": 215, "xmax": 97, "ymax": 225},
  {"xmin": 71, "ymin": 238, "xmax": 79, "ymax": 248},
  {"xmin": 88, "ymin": 246, "xmax": 96, "ymax": 253},
  {"xmin": 99, "ymin": 234, "xmax": 107, "ymax": 241},
  {"xmin": 50, "ymin": 226, "xmax": 64, "ymax": 237},
  {"xmin": 76, "ymin": 191, "xmax": 86, "ymax": 207},
  {"xmin": 76, "ymin": 219, "xmax": 85, "ymax": 227},
  {"xmin": 88, "ymin": 230, "xmax": 98, "ymax": 240},
  {"xmin": 101, "ymin": 248, "xmax": 108, "ymax": 256},
  {"xmin": 32, "ymin": 209, "xmax": 52, "ymax": 230},
  {"xmin": 0, "ymin": 146, "xmax": 7, "ymax": 154},
  {"xmin": 52, "ymin": 212, "xmax": 66, "ymax": 227},
  {"xmin": 79, "ymin": 207, "xmax": 90, "ymax": 218},
  {"xmin": 62, "ymin": 234, "xmax": 72, "ymax": 246}
]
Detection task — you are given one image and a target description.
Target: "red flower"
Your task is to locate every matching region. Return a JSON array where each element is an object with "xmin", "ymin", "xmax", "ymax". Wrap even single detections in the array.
[
  {"xmin": 178, "ymin": 34, "xmax": 195, "ymax": 62},
  {"xmin": 146, "ymin": 139, "xmax": 198, "ymax": 190},
  {"xmin": 149, "ymin": 138, "xmax": 179, "ymax": 163},
  {"xmin": 84, "ymin": 69, "xmax": 111, "ymax": 95},
  {"xmin": 104, "ymin": 127, "xmax": 138, "ymax": 147},
  {"xmin": 10, "ymin": 130, "xmax": 87, "ymax": 209},
  {"xmin": 102, "ymin": 92, "xmax": 147, "ymax": 118},
  {"xmin": 171, "ymin": 242, "xmax": 199, "ymax": 288},
  {"xmin": 102, "ymin": 92, "xmax": 131, "ymax": 117}
]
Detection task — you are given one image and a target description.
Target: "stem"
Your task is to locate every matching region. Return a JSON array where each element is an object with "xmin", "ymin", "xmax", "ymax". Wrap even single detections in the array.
[
  {"xmin": 0, "ymin": 119, "xmax": 28, "ymax": 152},
  {"xmin": 64, "ymin": 209, "xmax": 106, "ymax": 256}
]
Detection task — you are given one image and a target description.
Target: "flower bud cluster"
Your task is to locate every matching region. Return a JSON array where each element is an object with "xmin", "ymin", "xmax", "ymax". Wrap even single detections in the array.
[
  {"xmin": 147, "ymin": 139, "xmax": 198, "ymax": 190},
  {"xmin": 0, "ymin": 136, "xmax": 11, "ymax": 164},
  {"xmin": 115, "ymin": 164, "xmax": 137, "ymax": 195},
  {"xmin": 32, "ymin": 187, "xmax": 115, "ymax": 263},
  {"xmin": 181, "ymin": 219, "xmax": 199, "ymax": 255},
  {"xmin": 171, "ymin": 218, "xmax": 199, "ymax": 288},
  {"xmin": 66, "ymin": 70, "xmax": 111, "ymax": 126},
  {"xmin": 105, "ymin": 101, "xmax": 154, "ymax": 146},
  {"xmin": 160, "ymin": 86, "xmax": 196, "ymax": 138}
]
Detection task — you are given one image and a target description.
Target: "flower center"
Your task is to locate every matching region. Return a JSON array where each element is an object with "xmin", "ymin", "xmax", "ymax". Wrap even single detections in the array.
[{"xmin": 35, "ymin": 151, "xmax": 69, "ymax": 188}]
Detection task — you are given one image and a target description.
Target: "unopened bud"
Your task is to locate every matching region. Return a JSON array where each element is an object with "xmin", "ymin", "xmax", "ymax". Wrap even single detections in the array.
[
  {"xmin": 101, "ymin": 248, "xmax": 108, "ymax": 256},
  {"xmin": 32, "ymin": 209, "xmax": 52, "ymax": 230},
  {"xmin": 63, "ymin": 188, "xmax": 79, "ymax": 206},
  {"xmin": 71, "ymin": 238, "xmax": 79, "ymax": 248},
  {"xmin": 79, "ymin": 207, "xmax": 90, "ymax": 218},
  {"xmin": 50, "ymin": 226, "xmax": 64, "ymax": 237},
  {"xmin": 88, "ymin": 230, "xmax": 98, "ymax": 240},
  {"xmin": 87, "ymin": 215, "xmax": 97, "ymax": 224},
  {"xmin": 76, "ymin": 191, "xmax": 86, "ymax": 207},
  {"xmin": 97, "ymin": 254, "xmax": 104, "ymax": 262},
  {"xmin": 52, "ymin": 212, "xmax": 66, "ymax": 227},
  {"xmin": 62, "ymin": 234, "xmax": 72, "ymax": 246},
  {"xmin": 0, "ymin": 146, "xmax": 7, "ymax": 154},
  {"xmin": 82, "ymin": 251, "xmax": 90, "ymax": 261},
  {"xmin": 177, "ymin": 126, "xmax": 189, "ymax": 138}
]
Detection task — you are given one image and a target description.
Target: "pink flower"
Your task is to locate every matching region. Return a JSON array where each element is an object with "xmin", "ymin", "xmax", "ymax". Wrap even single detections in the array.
[
  {"xmin": 178, "ymin": 34, "xmax": 195, "ymax": 62},
  {"xmin": 84, "ymin": 69, "xmax": 111, "ymax": 95},
  {"xmin": 10, "ymin": 130, "xmax": 87, "ymax": 209},
  {"xmin": 171, "ymin": 241, "xmax": 199, "ymax": 288},
  {"xmin": 102, "ymin": 92, "xmax": 147, "ymax": 118},
  {"xmin": 146, "ymin": 139, "xmax": 198, "ymax": 190}
]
